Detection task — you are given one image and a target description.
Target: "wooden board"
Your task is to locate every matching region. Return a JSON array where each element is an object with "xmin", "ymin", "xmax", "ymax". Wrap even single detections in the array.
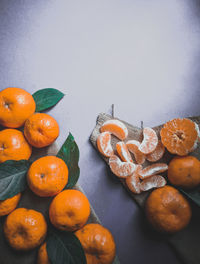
[
  {"xmin": 0, "ymin": 142, "xmax": 120, "ymax": 264},
  {"xmin": 90, "ymin": 112, "xmax": 200, "ymax": 264}
]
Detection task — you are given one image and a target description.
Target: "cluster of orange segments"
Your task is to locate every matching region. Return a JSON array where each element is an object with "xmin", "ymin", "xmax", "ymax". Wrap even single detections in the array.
[
  {"xmin": 0, "ymin": 87, "xmax": 116, "ymax": 264},
  {"xmin": 97, "ymin": 117, "xmax": 200, "ymax": 233}
]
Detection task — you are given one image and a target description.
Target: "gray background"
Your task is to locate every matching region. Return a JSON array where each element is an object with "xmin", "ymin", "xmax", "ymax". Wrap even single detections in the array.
[{"xmin": 0, "ymin": 0, "xmax": 200, "ymax": 263}]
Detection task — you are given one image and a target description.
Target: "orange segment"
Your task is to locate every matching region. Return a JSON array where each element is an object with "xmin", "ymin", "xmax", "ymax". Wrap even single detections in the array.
[
  {"xmin": 160, "ymin": 118, "xmax": 199, "ymax": 156},
  {"xmin": 140, "ymin": 175, "xmax": 166, "ymax": 192},
  {"xmin": 139, "ymin": 127, "xmax": 158, "ymax": 154},
  {"xmin": 139, "ymin": 163, "xmax": 168, "ymax": 180},
  {"xmin": 100, "ymin": 119, "xmax": 128, "ymax": 140},
  {"xmin": 126, "ymin": 140, "xmax": 146, "ymax": 164},
  {"xmin": 97, "ymin": 132, "xmax": 114, "ymax": 157},
  {"xmin": 116, "ymin": 141, "xmax": 133, "ymax": 162},
  {"xmin": 126, "ymin": 165, "xmax": 142, "ymax": 194},
  {"xmin": 146, "ymin": 140, "xmax": 165, "ymax": 162},
  {"xmin": 109, "ymin": 155, "xmax": 136, "ymax": 178}
]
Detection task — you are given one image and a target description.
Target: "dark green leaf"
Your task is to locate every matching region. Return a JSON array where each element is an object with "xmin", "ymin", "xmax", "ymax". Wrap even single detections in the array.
[
  {"xmin": 180, "ymin": 187, "xmax": 200, "ymax": 207},
  {"xmin": 0, "ymin": 160, "xmax": 30, "ymax": 200},
  {"xmin": 46, "ymin": 227, "xmax": 86, "ymax": 264},
  {"xmin": 57, "ymin": 133, "xmax": 80, "ymax": 188},
  {"xmin": 32, "ymin": 88, "xmax": 64, "ymax": 112}
]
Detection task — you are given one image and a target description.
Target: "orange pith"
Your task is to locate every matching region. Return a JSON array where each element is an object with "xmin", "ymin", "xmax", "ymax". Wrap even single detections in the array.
[
  {"xmin": 160, "ymin": 118, "xmax": 199, "ymax": 156},
  {"xmin": 75, "ymin": 223, "xmax": 116, "ymax": 264},
  {"xmin": 0, "ymin": 87, "xmax": 36, "ymax": 128},
  {"xmin": 126, "ymin": 140, "xmax": 146, "ymax": 164},
  {"xmin": 97, "ymin": 132, "xmax": 114, "ymax": 157},
  {"xmin": 0, "ymin": 129, "xmax": 32, "ymax": 163},
  {"xmin": 109, "ymin": 155, "xmax": 136, "ymax": 178},
  {"xmin": 4, "ymin": 208, "xmax": 47, "ymax": 250},
  {"xmin": 100, "ymin": 119, "xmax": 128, "ymax": 140},
  {"xmin": 116, "ymin": 141, "xmax": 133, "ymax": 162},
  {"xmin": 49, "ymin": 189, "xmax": 90, "ymax": 232},
  {"xmin": 27, "ymin": 156, "xmax": 68, "ymax": 197}
]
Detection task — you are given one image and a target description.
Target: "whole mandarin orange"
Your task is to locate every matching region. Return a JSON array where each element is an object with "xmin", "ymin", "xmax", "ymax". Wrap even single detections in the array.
[
  {"xmin": 0, "ymin": 129, "xmax": 32, "ymax": 163},
  {"xmin": 168, "ymin": 156, "xmax": 200, "ymax": 189},
  {"xmin": 0, "ymin": 193, "xmax": 21, "ymax": 217},
  {"xmin": 27, "ymin": 156, "xmax": 68, "ymax": 197},
  {"xmin": 145, "ymin": 185, "xmax": 192, "ymax": 233},
  {"xmin": 75, "ymin": 223, "xmax": 116, "ymax": 264},
  {"xmin": 0, "ymin": 87, "xmax": 35, "ymax": 128},
  {"xmin": 49, "ymin": 189, "xmax": 90, "ymax": 232},
  {"xmin": 37, "ymin": 242, "xmax": 50, "ymax": 264},
  {"xmin": 4, "ymin": 208, "xmax": 47, "ymax": 250},
  {"xmin": 24, "ymin": 113, "xmax": 59, "ymax": 148}
]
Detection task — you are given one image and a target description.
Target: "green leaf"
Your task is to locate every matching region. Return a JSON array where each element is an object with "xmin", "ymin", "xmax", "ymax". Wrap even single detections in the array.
[
  {"xmin": 57, "ymin": 133, "xmax": 80, "ymax": 188},
  {"xmin": 32, "ymin": 88, "xmax": 64, "ymax": 112},
  {"xmin": 180, "ymin": 187, "xmax": 200, "ymax": 207},
  {"xmin": 46, "ymin": 227, "xmax": 86, "ymax": 264},
  {"xmin": 0, "ymin": 160, "xmax": 30, "ymax": 200}
]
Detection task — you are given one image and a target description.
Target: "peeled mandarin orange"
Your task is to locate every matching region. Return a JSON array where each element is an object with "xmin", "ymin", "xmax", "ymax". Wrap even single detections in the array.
[
  {"xmin": 139, "ymin": 163, "xmax": 168, "ymax": 180},
  {"xmin": 126, "ymin": 140, "xmax": 146, "ymax": 164},
  {"xmin": 100, "ymin": 119, "xmax": 128, "ymax": 140},
  {"xmin": 160, "ymin": 118, "xmax": 199, "ymax": 156},
  {"xmin": 116, "ymin": 141, "xmax": 133, "ymax": 162},
  {"xmin": 140, "ymin": 175, "xmax": 166, "ymax": 192},
  {"xmin": 139, "ymin": 127, "xmax": 158, "ymax": 154},
  {"xmin": 109, "ymin": 155, "xmax": 136, "ymax": 178},
  {"xmin": 97, "ymin": 132, "xmax": 114, "ymax": 157},
  {"xmin": 146, "ymin": 140, "xmax": 165, "ymax": 162},
  {"xmin": 125, "ymin": 165, "xmax": 142, "ymax": 194}
]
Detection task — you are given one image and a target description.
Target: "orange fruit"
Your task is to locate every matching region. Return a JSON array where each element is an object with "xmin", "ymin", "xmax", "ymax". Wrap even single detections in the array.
[
  {"xmin": 27, "ymin": 156, "xmax": 68, "ymax": 197},
  {"xmin": 4, "ymin": 208, "xmax": 47, "ymax": 250},
  {"xmin": 126, "ymin": 165, "xmax": 142, "ymax": 194},
  {"xmin": 139, "ymin": 127, "xmax": 158, "ymax": 154},
  {"xmin": 0, "ymin": 193, "xmax": 21, "ymax": 217},
  {"xmin": 37, "ymin": 242, "xmax": 50, "ymax": 264},
  {"xmin": 146, "ymin": 140, "xmax": 165, "ymax": 162},
  {"xmin": 160, "ymin": 118, "xmax": 199, "ymax": 156},
  {"xmin": 168, "ymin": 156, "xmax": 200, "ymax": 189},
  {"xmin": 100, "ymin": 119, "xmax": 128, "ymax": 140},
  {"xmin": 140, "ymin": 175, "xmax": 166, "ymax": 192},
  {"xmin": 0, "ymin": 87, "xmax": 35, "ymax": 128},
  {"xmin": 126, "ymin": 140, "xmax": 146, "ymax": 164},
  {"xmin": 0, "ymin": 129, "xmax": 32, "ymax": 163},
  {"xmin": 139, "ymin": 163, "xmax": 168, "ymax": 180},
  {"xmin": 49, "ymin": 189, "xmax": 90, "ymax": 232},
  {"xmin": 109, "ymin": 155, "xmax": 136, "ymax": 178},
  {"xmin": 116, "ymin": 141, "xmax": 133, "ymax": 162},
  {"xmin": 97, "ymin": 132, "xmax": 114, "ymax": 157},
  {"xmin": 75, "ymin": 223, "xmax": 116, "ymax": 264},
  {"xmin": 24, "ymin": 113, "xmax": 59, "ymax": 148},
  {"xmin": 145, "ymin": 185, "xmax": 192, "ymax": 233}
]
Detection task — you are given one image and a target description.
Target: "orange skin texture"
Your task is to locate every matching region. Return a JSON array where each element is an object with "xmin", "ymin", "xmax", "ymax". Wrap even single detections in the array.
[
  {"xmin": 4, "ymin": 208, "xmax": 47, "ymax": 250},
  {"xmin": 0, "ymin": 193, "xmax": 21, "ymax": 217},
  {"xmin": 75, "ymin": 223, "xmax": 116, "ymax": 264},
  {"xmin": 0, "ymin": 129, "xmax": 32, "ymax": 163},
  {"xmin": 27, "ymin": 156, "xmax": 68, "ymax": 197},
  {"xmin": 168, "ymin": 156, "xmax": 200, "ymax": 189},
  {"xmin": 24, "ymin": 113, "xmax": 59, "ymax": 148},
  {"xmin": 49, "ymin": 189, "xmax": 90, "ymax": 232},
  {"xmin": 145, "ymin": 185, "xmax": 192, "ymax": 233},
  {"xmin": 0, "ymin": 87, "xmax": 36, "ymax": 128},
  {"xmin": 37, "ymin": 242, "xmax": 50, "ymax": 264}
]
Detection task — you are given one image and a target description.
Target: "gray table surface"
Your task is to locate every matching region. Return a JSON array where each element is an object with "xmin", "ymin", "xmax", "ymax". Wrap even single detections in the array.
[{"xmin": 0, "ymin": 0, "xmax": 200, "ymax": 263}]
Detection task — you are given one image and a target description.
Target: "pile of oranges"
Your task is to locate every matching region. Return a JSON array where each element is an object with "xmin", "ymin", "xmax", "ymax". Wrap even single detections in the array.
[
  {"xmin": 96, "ymin": 116, "xmax": 200, "ymax": 234},
  {"xmin": 0, "ymin": 87, "xmax": 116, "ymax": 264}
]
